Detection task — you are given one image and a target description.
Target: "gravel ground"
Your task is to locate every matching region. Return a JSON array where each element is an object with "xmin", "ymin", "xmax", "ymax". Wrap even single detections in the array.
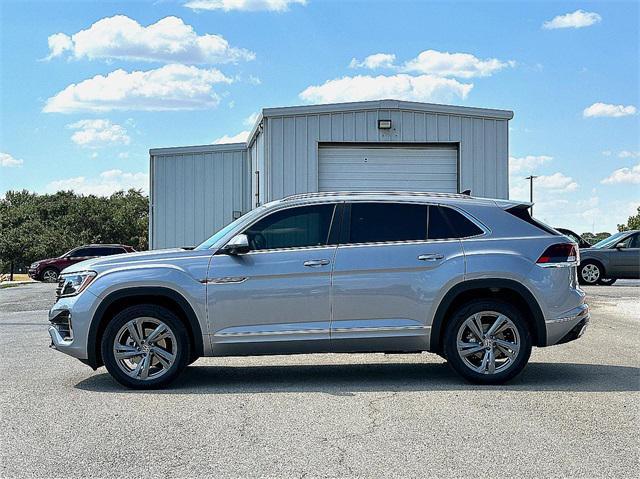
[{"xmin": 1, "ymin": 281, "xmax": 638, "ymax": 478}]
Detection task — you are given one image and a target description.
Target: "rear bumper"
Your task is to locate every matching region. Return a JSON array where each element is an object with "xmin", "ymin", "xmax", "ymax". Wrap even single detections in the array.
[{"xmin": 545, "ymin": 303, "xmax": 590, "ymax": 346}]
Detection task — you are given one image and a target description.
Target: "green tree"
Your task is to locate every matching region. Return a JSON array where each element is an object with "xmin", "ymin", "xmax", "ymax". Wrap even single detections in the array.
[
  {"xmin": 581, "ymin": 231, "xmax": 611, "ymax": 245},
  {"xmin": 618, "ymin": 206, "xmax": 640, "ymax": 232},
  {"xmin": 0, "ymin": 189, "xmax": 148, "ymax": 277}
]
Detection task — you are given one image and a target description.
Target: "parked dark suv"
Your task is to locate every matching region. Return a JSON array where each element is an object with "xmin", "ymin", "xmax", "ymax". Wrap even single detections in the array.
[{"xmin": 28, "ymin": 244, "xmax": 135, "ymax": 282}]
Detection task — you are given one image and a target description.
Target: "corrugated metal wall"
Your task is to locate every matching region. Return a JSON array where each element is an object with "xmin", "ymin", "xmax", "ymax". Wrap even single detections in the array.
[
  {"xmin": 262, "ymin": 108, "xmax": 509, "ymax": 202},
  {"xmin": 150, "ymin": 145, "xmax": 248, "ymax": 249}
]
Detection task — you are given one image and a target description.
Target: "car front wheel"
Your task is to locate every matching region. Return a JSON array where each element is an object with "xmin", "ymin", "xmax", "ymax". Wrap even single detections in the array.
[
  {"xmin": 40, "ymin": 268, "xmax": 59, "ymax": 283},
  {"xmin": 579, "ymin": 261, "xmax": 602, "ymax": 285},
  {"xmin": 101, "ymin": 304, "xmax": 190, "ymax": 389},
  {"xmin": 444, "ymin": 300, "xmax": 532, "ymax": 384}
]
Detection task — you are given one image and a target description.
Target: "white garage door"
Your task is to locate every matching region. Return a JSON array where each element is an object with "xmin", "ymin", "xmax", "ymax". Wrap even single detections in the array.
[{"xmin": 318, "ymin": 145, "xmax": 458, "ymax": 193}]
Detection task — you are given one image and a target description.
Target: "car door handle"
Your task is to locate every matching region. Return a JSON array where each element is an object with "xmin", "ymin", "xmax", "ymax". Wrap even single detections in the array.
[
  {"xmin": 418, "ymin": 253, "xmax": 444, "ymax": 261},
  {"xmin": 303, "ymin": 259, "xmax": 330, "ymax": 267}
]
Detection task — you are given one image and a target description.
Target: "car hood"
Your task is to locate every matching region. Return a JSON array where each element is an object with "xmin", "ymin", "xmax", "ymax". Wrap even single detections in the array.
[{"xmin": 61, "ymin": 248, "xmax": 214, "ymax": 275}]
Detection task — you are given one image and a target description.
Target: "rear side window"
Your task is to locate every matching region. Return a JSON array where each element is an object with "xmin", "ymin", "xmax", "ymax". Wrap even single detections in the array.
[
  {"xmin": 347, "ymin": 203, "xmax": 427, "ymax": 243},
  {"xmin": 428, "ymin": 206, "xmax": 484, "ymax": 239}
]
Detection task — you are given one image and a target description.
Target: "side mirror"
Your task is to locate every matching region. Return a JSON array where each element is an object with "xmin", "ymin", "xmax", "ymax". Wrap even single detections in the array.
[
  {"xmin": 220, "ymin": 234, "xmax": 250, "ymax": 255},
  {"xmin": 615, "ymin": 242, "xmax": 626, "ymax": 249}
]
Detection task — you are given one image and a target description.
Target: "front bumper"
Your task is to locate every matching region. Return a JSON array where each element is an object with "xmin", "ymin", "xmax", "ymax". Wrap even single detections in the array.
[
  {"xmin": 545, "ymin": 303, "xmax": 590, "ymax": 346},
  {"xmin": 48, "ymin": 290, "xmax": 98, "ymax": 361},
  {"xmin": 28, "ymin": 268, "xmax": 40, "ymax": 279}
]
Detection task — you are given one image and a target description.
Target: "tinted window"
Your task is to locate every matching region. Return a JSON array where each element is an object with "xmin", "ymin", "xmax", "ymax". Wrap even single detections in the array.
[
  {"xmin": 68, "ymin": 248, "xmax": 94, "ymax": 258},
  {"xmin": 347, "ymin": 203, "xmax": 427, "ymax": 243},
  {"xmin": 620, "ymin": 233, "xmax": 640, "ymax": 248},
  {"xmin": 91, "ymin": 247, "xmax": 125, "ymax": 256},
  {"xmin": 428, "ymin": 206, "xmax": 483, "ymax": 239},
  {"xmin": 244, "ymin": 204, "xmax": 335, "ymax": 251}
]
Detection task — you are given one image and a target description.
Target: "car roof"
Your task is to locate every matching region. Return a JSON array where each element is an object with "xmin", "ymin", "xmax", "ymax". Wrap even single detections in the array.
[{"xmin": 275, "ymin": 191, "xmax": 523, "ymax": 209}]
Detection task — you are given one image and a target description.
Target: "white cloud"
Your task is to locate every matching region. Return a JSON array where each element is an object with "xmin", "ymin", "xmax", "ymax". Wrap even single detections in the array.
[
  {"xmin": 46, "ymin": 169, "xmax": 148, "ymax": 196},
  {"xmin": 213, "ymin": 130, "xmax": 250, "ymax": 144},
  {"xmin": 509, "ymin": 155, "xmax": 552, "ymax": 174},
  {"xmin": 543, "ymin": 10, "xmax": 602, "ymax": 29},
  {"xmin": 510, "ymin": 170, "xmax": 578, "ymax": 200},
  {"xmin": 244, "ymin": 112, "xmax": 260, "ymax": 126},
  {"xmin": 185, "ymin": 0, "xmax": 306, "ymax": 11},
  {"xmin": 536, "ymin": 172, "xmax": 578, "ymax": 192},
  {"xmin": 401, "ymin": 50, "xmax": 514, "ymax": 78},
  {"xmin": 0, "ymin": 152, "xmax": 24, "ymax": 168},
  {"xmin": 601, "ymin": 163, "xmax": 640, "ymax": 185},
  {"xmin": 583, "ymin": 102, "xmax": 637, "ymax": 118},
  {"xmin": 349, "ymin": 53, "xmax": 396, "ymax": 69},
  {"xmin": 601, "ymin": 150, "xmax": 612, "ymax": 156},
  {"xmin": 46, "ymin": 15, "xmax": 254, "ymax": 64},
  {"xmin": 118, "ymin": 152, "xmax": 130, "ymax": 159},
  {"xmin": 299, "ymin": 74, "xmax": 472, "ymax": 104},
  {"xmin": 67, "ymin": 119, "xmax": 131, "ymax": 148},
  {"xmin": 619, "ymin": 150, "xmax": 640, "ymax": 159},
  {"xmin": 43, "ymin": 64, "xmax": 232, "ymax": 113}
]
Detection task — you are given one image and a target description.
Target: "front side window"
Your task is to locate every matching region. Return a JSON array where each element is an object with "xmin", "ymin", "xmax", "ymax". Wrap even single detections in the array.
[
  {"xmin": 347, "ymin": 203, "xmax": 428, "ymax": 244},
  {"xmin": 619, "ymin": 233, "xmax": 640, "ymax": 249},
  {"xmin": 68, "ymin": 248, "xmax": 94, "ymax": 258},
  {"xmin": 244, "ymin": 204, "xmax": 336, "ymax": 251}
]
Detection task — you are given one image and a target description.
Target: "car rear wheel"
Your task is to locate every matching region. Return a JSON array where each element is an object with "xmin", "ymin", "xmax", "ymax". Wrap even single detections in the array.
[
  {"xmin": 444, "ymin": 300, "xmax": 532, "ymax": 384},
  {"xmin": 579, "ymin": 261, "xmax": 602, "ymax": 285},
  {"xmin": 40, "ymin": 268, "xmax": 59, "ymax": 283},
  {"xmin": 101, "ymin": 304, "xmax": 190, "ymax": 389}
]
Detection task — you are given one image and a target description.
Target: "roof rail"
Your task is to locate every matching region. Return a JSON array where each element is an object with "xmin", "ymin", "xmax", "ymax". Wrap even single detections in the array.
[{"xmin": 281, "ymin": 191, "xmax": 473, "ymax": 202}]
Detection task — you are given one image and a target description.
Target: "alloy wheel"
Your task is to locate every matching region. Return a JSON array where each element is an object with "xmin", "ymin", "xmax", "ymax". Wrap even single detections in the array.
[
  {"xmin": 581, "ymin": 264, "xmax": 600, "ymax": 284},
  {"xmin": 456, "ymin": 311, "xmax": 521, "ymax": 375},
  {"xmin": 42, "ymin": 269, "xmax": 58, "ymax": 282},
  {"xmin": 113, "ymin": 317, "xmax": 177, "ymax": 380}
]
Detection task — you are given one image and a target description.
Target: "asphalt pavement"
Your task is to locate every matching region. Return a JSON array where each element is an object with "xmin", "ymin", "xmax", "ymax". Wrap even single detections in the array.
[{"xmin": 1, "ymin": 281, "xmax": 638, "ymax": 478}]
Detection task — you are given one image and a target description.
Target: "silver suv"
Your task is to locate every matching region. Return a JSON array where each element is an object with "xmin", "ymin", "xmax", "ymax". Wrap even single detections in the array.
[{"xmin": 49, "ymin": 192, "xmax": 589, "ymax": 389}]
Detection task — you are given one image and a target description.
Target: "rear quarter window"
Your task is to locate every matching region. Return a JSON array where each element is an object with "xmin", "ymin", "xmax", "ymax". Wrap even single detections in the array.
[{"xmin": 428, "ymin": 206, "xmax": 484, "ymax": 239}]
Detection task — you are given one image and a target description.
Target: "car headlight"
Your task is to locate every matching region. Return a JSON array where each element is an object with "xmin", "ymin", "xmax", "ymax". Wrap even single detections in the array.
[
  {"xmin": 58, "ymin": 271, "xmax": 97, "ymax": 297},
  {"xmin": 30, "ymin": 262, "xmax": 40, "ymax": 268}
]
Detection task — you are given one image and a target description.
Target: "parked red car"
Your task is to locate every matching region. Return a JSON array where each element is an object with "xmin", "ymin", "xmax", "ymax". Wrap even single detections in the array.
[{"xmin": 28, "ymin": 244, "xmax": 136, "ymax": 282}]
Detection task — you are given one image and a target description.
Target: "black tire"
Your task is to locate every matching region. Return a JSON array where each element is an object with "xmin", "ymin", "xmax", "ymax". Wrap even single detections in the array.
[
  {"xmin": 597, "ymin": 277, "xmax": 617, "ymax": 286},
  {"xmin": 40, "ymin": 267, "xmax": 59, "ymax": 283},
  {"xmin": 443, "ymin": 299, "xmax": 532, "ymax": 385},
  {"xmin": 101, "ymin": 304, "xmax": 190, "ymax": 389},
  {"xmin": 578, "ymin": 261, "xmax": 603, "ymax": 285}
]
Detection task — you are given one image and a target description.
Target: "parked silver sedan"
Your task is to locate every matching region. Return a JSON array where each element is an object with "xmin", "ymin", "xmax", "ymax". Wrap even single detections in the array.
[
  {"xmin": 48, "ymin": 192, "xmax": 589, "ymax": 389},
  {"xmin": 578, "ymin": 230, "xmax": 640, "ymax": 285}
]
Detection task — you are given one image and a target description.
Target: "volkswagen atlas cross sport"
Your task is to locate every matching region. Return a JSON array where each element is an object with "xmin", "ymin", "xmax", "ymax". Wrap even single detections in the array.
[{"xmin": 48, "ymin": 192, "xmax": 589, "ymax": 389}]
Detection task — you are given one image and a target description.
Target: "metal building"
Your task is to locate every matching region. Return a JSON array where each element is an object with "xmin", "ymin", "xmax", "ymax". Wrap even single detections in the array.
[{"xmin": 150, "ymin": 99, "xmax": 513, "ymax": 249}]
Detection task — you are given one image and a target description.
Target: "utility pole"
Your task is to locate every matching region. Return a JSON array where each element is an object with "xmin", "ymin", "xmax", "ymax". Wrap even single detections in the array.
[{"xmin": 525, "ymin": 175, "xmax": 538, "ymax": 215}]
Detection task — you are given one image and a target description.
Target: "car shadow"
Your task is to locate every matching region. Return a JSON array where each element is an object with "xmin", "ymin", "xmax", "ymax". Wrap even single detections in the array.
[{"xmin": 75, "ymin": 361, "xmax": 640, "ymax": 394}]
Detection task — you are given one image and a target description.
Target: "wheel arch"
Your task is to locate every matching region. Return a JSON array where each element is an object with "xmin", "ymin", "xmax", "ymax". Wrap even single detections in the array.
[
  {"xmin": 87, "ymin": 287, "xmax": 205, "ymax": 369},
  {"xmin": 430, "ymin": 279, "xmax": 547, "ymax": 352}
]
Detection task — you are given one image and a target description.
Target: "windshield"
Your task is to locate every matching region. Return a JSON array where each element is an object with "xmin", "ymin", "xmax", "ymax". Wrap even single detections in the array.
[
  {"xmin": 591, "ymin": 231, "xmax": 629, "ymax": 249},
  {"xmin": 194, "ymin": 207, "xmax": 265, "ymax": 250}
]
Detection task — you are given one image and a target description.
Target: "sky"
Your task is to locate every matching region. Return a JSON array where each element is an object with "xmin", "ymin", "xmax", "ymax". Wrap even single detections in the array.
[{"xmin": 0, "ymin": 0, "xmax": 638, "ymax": 234}]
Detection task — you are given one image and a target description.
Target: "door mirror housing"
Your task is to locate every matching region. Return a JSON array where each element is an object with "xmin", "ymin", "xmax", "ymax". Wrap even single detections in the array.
[
  {"xmin": 220, "ymin": 234, "xmax": 250, "ymax": 255},
  {"xmin": 614, "ymin": 242, "xmax": 627, "ymax": 249}
]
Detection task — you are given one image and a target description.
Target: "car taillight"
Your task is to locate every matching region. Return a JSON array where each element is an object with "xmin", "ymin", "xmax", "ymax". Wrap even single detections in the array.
[{"xmin": 537, "ymin": 243, "xmax": 578, "ymax": 267}]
